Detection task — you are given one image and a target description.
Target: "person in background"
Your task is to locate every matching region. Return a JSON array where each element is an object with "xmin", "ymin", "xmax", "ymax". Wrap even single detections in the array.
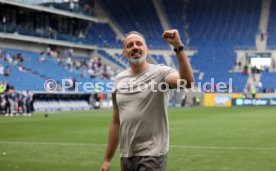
[{"xmin": 25, "ymin": 91, "xmax": 33, "ymax": 116}]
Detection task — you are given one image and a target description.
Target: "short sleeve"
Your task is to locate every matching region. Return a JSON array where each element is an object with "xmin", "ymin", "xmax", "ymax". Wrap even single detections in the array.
[{"xmin": 158, "ymin": 65, "xmax": 177, "ymax": 82}]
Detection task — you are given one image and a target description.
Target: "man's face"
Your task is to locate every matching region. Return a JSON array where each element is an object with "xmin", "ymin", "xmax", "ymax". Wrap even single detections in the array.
[{"xmin": 123, "ymin": 34, "xmax": 148, "ymax": 65}]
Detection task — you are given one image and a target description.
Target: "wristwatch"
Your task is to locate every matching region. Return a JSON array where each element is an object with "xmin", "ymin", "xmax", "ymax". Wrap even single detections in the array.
[{"xmin": 173, "ymin": 45, "xmax": 184, "ymax": 53}]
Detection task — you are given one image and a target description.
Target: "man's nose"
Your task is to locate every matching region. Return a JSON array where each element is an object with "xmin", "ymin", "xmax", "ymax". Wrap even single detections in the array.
[
  {"xmin": 132, "ymin": 45, "xmax": 139, "ymax": 52},
  {"xmin": 132, "ymin": 48, "xmax": 138, "ymax": 52}
]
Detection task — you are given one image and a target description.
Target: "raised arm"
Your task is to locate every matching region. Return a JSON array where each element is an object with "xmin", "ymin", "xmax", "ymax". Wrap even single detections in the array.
[{"xmin": 162, "ymin": 29, "xmax": 194, "ymax": 88}]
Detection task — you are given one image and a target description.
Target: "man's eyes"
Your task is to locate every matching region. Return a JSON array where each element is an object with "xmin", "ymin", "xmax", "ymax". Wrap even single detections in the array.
[
  {"xmin": 127, "ymin": 44, "xmax": 133, "ymax": 48},
  {"xmin": 127, "ymin": 42, "xmax": 143, "ymax": 48}
]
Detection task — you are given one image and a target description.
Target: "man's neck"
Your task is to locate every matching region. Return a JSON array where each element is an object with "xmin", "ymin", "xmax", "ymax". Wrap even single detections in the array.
[{"xmin": 130, "ymin": 61, "xmax": 149, "ymax": 74}]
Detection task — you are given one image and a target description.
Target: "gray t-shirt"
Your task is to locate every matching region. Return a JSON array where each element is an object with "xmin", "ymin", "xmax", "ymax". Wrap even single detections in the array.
[{"xmin": 113, "ymin": 64, "xmax": 176, "ymax": 157}]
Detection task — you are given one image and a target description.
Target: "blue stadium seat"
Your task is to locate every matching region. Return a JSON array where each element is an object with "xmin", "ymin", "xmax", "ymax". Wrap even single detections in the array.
[{"xmin": 100, "ymin": 0, "xmax": 170, "ymax": 49}]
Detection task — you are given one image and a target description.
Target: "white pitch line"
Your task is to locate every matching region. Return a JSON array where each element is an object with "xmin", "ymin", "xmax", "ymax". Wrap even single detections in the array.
[
  {"xmin": 0, "ymin": 141, "xmax": 276, "ymax": 151},
  {"xmin": 0, "ymin": 141, "xmax": 106, "ymax": 147},
  {"xmin": 170, "ymin": 145, "xmax": 276, "ymax": 151}
]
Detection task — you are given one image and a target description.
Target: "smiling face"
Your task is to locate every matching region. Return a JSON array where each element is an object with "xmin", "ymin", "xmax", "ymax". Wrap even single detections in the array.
[{"xmin": 123, "ymin": 32, "xmax": 149, "ymax": 65}]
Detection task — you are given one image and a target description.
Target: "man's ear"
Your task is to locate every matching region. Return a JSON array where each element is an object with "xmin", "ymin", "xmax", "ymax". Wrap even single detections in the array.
[{"xmin": 122, "ymin": 50, "xmax": 126, "ymax": 57}]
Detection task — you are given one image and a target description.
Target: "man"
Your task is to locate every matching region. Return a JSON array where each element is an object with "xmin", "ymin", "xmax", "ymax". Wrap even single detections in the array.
[
  {"xmin": 25, "ymin": 91, "xmax": 33, "ymax": 116},
  {"xmin": 100, "ymin": 29, "xmax": 194, "ymax": 171},
  {"xmin": 4, "ymin": 90, "xmax": 11, "ymax": 116}
]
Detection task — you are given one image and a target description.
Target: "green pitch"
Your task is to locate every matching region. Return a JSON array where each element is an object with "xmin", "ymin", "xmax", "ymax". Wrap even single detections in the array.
[{"xmin": 0, "ymin": 107, "xmax": 276, "ymax": 171}]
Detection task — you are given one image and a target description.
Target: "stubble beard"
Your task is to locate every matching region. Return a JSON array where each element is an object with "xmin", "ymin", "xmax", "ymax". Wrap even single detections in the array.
[{"xmin": 128, "ymin": 53, "xmax": 147, "ymax": 65}]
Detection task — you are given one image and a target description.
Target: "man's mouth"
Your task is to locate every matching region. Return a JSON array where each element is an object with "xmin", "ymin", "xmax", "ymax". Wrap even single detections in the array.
[{"xmin": 131, "ymin": 53, "xmax": 141, "ymax": 58}]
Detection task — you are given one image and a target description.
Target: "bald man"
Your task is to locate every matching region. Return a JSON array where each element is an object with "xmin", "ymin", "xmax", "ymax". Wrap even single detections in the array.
[{"xmin": 100, "ymin": 29, "xmax": 194, "ymax": 171}]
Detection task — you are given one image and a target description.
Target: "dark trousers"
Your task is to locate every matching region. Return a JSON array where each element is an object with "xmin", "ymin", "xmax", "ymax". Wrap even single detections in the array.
[
  {"xmin": 26, "ymin": 102, "xmax": 32, "ymax": 114},
  {"xmin": 121, "ymin": 155, "xmax": 167, "ymax": 171},
  {"xmin": 5, "ymin": 103, "xmax": 11, "ymax": 114}
]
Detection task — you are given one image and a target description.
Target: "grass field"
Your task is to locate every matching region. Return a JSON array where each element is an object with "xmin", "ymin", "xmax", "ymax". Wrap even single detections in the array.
[{"xmin": 0, "ymin": 107, "xmax": 276, "ymax": 171}]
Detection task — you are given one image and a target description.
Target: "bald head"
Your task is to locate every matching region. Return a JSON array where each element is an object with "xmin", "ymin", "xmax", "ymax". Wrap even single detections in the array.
[{"xmin": 123, "ymin": 31, "xmax": 147, "ymax": 48}]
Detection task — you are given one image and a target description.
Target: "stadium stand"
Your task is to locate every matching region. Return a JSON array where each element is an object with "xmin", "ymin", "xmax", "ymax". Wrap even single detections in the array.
[
  {"xmin": 0, "ymin": 4, "xmax": 117, "ymax": 46},
  {"xmin": 1, "ymin": 0, "xmax": 276, "ymax": 112},
  {"xmin": 163, "ymin": 0, "xmax": 262, "ymax": 92},
  {"xmin": 14, "ymin": 0, "xmax": 95, "ymax": 17},
  {"xmin": 87, "ymin": 23, "xmax": 120, "ymax": 48},
  {"xmin": 100, "ymin": 0, "xmax": 170, "ymax": 49},
  {"xmin": 260, "ymin": 72, "xmax": 276, "ymax": 92},
  {"xmin": 0, "ymin": 47, "xmax": 113, "ymax": 92},
  {"xmin": 151, "ymin": 54, "xmax": 168, "ymax": 66},
  {"xmin": 0, "ymin": 60, "xmax": 44, "ymax": 91},
  {"xmin": 267, "ymin": 0, "xmax": 276, "ymax": 48},
  {"xmin": 1, "ymin": 0, "xmax": 263, "ymax": 93},
  {"xmin": 97, "ymin": 50, "xmax": 126, "ymax": 69}
]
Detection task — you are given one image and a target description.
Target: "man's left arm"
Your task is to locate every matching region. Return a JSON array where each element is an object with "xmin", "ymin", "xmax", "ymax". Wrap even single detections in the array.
[{"xmin": 162, "ymin": 29, "xmax": 194, "ymax": 88}]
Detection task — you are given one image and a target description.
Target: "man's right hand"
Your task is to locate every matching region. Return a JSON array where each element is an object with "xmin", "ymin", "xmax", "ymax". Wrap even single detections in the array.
[{"xmin": 100, "ymin": 161, "xmax": 110, "ymax": 171}]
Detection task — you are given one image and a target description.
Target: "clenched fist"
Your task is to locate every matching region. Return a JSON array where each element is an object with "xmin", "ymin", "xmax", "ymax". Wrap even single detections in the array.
[{"xmin": 162, "ymin": 29, "xmax": 183, "ymax": 48}]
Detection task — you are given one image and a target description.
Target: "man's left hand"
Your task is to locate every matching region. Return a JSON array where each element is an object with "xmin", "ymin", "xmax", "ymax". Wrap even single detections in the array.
[{"xmin": 162, "ymin": 29, "xmax": 183, "ymax": 47}]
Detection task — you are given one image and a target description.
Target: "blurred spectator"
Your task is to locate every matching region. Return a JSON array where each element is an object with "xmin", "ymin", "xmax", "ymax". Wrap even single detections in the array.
[
  {"xmin": 0, "ymin": 82, "xmax": 4, "ymax": 94},
  {"xmin": 238, "ymin": 61, "xmax": 242, "ymax": 70},
  {"xmin": 65, "ymin": 57, "xmax": 73, "ymax": 71},
  {"xmin": 4, "ymin": 52, "xmax": 13, "ymax": 63},
  {"xmin": 261, "ymin": 32, "xmax": 264, "ymax": 41},
  {"xmin": 0, "ymin": 64, "xmax": 4, "ymax": 76},
  {"xmin": 0, "ymin": 94, "xmax": 4, "ymax": 112},
  {"xmin": 107, "ymin": 66, "xmax": 115, "ymax": 80},
  {"xmin": 69, "ymin": 0, "xmax": 75, "ymax": 11},
  {"xmin": 56, "ymin": 82, "xmax": 62, "ymax": 92},
  {"xmin": 0, "ymin": 48, "xmax": 3, "ymax": 59},
  {"xmin": 3, "ymin": 82, "xmax": 10, "ymax": 91},
  {"xmin": 72, "ymin": 78, "xmax": 78, "ymax": 91},
  {"xmin": 18, "ymin": 65, "xmax": 26, "ymax": 72},
  {"xmin": 4, "ymin": 90, "xmax": 11, "ymax": 116},
  {"xmin": 17, "ymin": 91, "xmax": 25, "ymax": 114},
  {"xmin": 46, "ymin": 47, "xmax": 51, "ymax": 56},
  {"xmin": 4, "ymin": 65, "xmax": 11, "ymax": 77},
  {"xmin": 97, "ymin": 57, "xmax": 102, "ymax": 67},
  {"xmin": 91, "ymin": 93, "xmax": 101, "ymax": 109},
  {"xmin": 25, "ymin": 91, "xmax": 33, "ymax": 116},
  {"xmin": 48, "ymin": 27, "xmax": 57, "ymax": 39},
  {"xmin": 38, "ymin": 52, "xmax": 46, "ymax": 62},
  {"xmin": 193, "ymin": 96, "xmax": 196, "ymax": 106},
  {"xmin": 78, "ymin": 30, "xmax": 85, "ymax": 38},
  {"xmin": 242, "ymin": 65, "xmax": 248, "ymax": 75},
  {"xmin": 257, "ymin": 81, "xmax": 263, "ymax": 92},
  {"xmin": 251, "ymin": 87, "xmax": 257, "ymax": 98},
  {"xmin": 9, "ymin": 88, "xmax": 17, "ymax": 116},
  {"xmin": 88, "ymin": 66, "xmax": 96, "ymax": 78},
  {"xmin": 16, "ymin": 53, "xmax": 24, "ymax": 62},
  {"xmin": 38, "ymin": 55, "xmax": 46, "ymax": 62},
  {"xmin": 196, "ymin": 96, "xmax": 201, "ymax": 105},
  {"xmin": 181, "ymin": 94, "xmax": 186, "ymax": 107},
  {"xmin": 68, "ymin": 48, "xmax": 74, "ymax": 57},
  {"xmin": 272, "ymin": 59, "xmax": 275, "ymax": 70}
]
